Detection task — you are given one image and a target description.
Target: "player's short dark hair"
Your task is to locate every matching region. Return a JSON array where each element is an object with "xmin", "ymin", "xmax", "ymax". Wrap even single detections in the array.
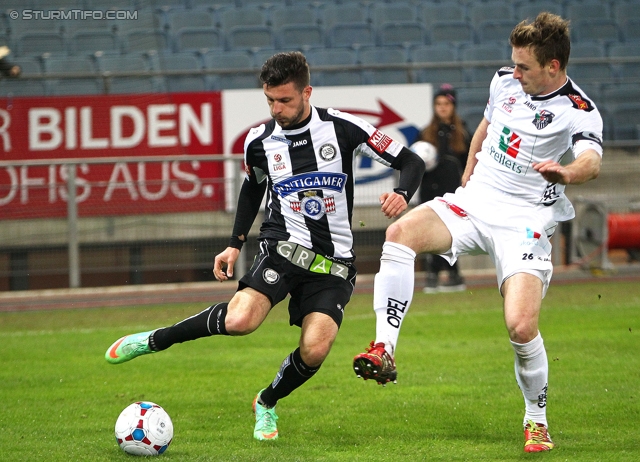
[
  {"xmin": 260, "ymin": 51, "xmax": 310, "ymax": 91},
  {"xmin": 510, "ymin": 12, "xmax": 570, "ymax": 70}
]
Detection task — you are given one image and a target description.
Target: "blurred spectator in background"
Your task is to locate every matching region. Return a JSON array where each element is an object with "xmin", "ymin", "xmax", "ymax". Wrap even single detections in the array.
[
  {"xmin": 0, "ymin": 46, "xmax": 21, "ymax": 78},
  {"xmin": 414, "ymin": 84, "xmax": 471, "ymax": 293}
]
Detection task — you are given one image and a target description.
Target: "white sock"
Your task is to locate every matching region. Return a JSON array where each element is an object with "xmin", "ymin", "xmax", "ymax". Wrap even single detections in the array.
[
  {"xmin": 511, "ymin": 333, "xmax": 549, "ymax": 427},
  {"xmin": 374, "ymin": 241, "xmax": 416, "ymax": 356}
]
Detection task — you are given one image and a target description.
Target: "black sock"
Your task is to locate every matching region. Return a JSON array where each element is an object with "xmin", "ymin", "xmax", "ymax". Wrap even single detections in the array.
[
  {"xmin": 150, "ymin": 302, "xmax": 228, "ymax": 351},
  {"xmin": 259, "ymin": 348, "xmax": 320, "ymax": 408}
]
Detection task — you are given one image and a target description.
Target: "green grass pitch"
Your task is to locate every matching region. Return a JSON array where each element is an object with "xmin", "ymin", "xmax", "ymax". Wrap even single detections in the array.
[{"xmin": 1, "ymin": 280, "xmax": 638, "ymax": 461}]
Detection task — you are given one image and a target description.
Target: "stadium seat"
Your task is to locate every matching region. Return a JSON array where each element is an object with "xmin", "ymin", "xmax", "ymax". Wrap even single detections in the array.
[
  {"xmin": 329, "ymin": 23, "xmax": 376, "ymax": 49},
  {"xmin": 0, "ymin": 79, "xmax": 48, "ymax": 96},
  {"xmin": 418, "ymin": 2, "xmax": 465, "ymax": 28},
  {"xmin": 602, "ymin": 82, "xmax": 640, "ymax": 106},
  {"xmin": 270, "ymin": 5, "xmax": 316, "ymax": 30},
  {"xmin": 114, "ymin": 8, "xmax": 163, "ymax": 36},
  {"xmin": 459, "ymin": 106, "xmax": 487, "ymax": 133},
  {"xmin": 621, "ymin": 18, "xmax": 640, "ymax": 42},
  {"xmin": 158, "ymin": 51, "xmax": 206, "ymax": 93},
  {"xmin": 516, "ymin": 1, "xmax": 563, "ymax": 22},
  {"xmin": 607, "ymin": 102, "xmax": 640, "ymax": 140},
  {"xmin": 276, "ymin": 24, "xmax": 324, "ymax": 51},
  {"xmin": 97, "ymin": 53, "xmax": 151, "ymax": 73},
  {"xmin": 107, "ymin": 77, "xmax": 160, "ymax": 94},
  {"xmin": 571, "ymin": 19, "xmax": 623, "ymax": 46},
  {"xmin": 320, "ymin": 3, "xmax": 369, "ymax": 30},
  {"xmin": 14, "ymin": 32, "xmax": 67, "ymax": 56},
  {"xmin": 43, "ymin": 54, "xmax": 97, "ymax": 75},
  {"xmin": 48, "ymin": 78, "xmax": 104, "ymax": 95},
  {"xmin": 612, "ymin": 1, "xmax": 640, "ymax": 30},
  {"xmin": 226, "ymin": 25, "xmax": 275, "ymax": 51},
  {"xmin": 164, "ymin": 7, "xmax": 215, "ymax": 34},
  {"xmin": 70, "ymin": 31, "xmax": 120, "ymax": 55},
  {"xmin": 567, "ymin": 42, "xmax": 615, "ymax": 82},
  {"xmin": 456, "ymin": 87, "xmax": 491, "ymax": 110},
  {"xmin": 429, "ymin": 21, "xmax": 476, "ymax": 47},
  {"xmin": 370, "ymin": 2, "xmax": 417, "ymax": 27},
  {"xmin": 565, "ymin": 1, "xmax": 611, "ymax": 21},
  {"xmin": 476, "ymin": 20, "xmax": 518, "ymax": 45},
  {"xmin": 219, "ymin": 7, "xmax": 266, "ymax": 32},
  {"xmin": 360, "ymin": 46, "xmax": 410, "ymax": 85},
  {"xmin": 123, "ymin": 29, "xmax": 170, "ymax": 53},
  {"xmin": 174, "ymin": 27, "xmax": 223, "ymax": 52},
  {"xmin": 305, "ymin": 48, "xmax": 361, "ymax": 86},
  {"xmin": 459, "ymin": 44, "xmax": 509, "ymax": 83},
  {"xmin": 468, "ymin": 1, "xmax": 515, "ymax": 25},
  {"xmin": 377, "ymin": 22, "xmax": 428, "ymax": 48},
  {"xmin": 411, "ymin": 43, "xmax": 463, "ymax": 86},
  {"xmin": 609, "ymin": 43, "xmax": 640, "ymax": 79},
  {"xmin": 203, "ymin": 50, "xmax": 259, "ymax": 90}
]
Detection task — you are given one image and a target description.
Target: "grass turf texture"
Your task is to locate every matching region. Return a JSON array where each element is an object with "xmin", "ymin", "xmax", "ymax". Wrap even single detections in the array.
[{"xmin": 1, "ymin": 280, "xmax": 638, "ymax": 461}]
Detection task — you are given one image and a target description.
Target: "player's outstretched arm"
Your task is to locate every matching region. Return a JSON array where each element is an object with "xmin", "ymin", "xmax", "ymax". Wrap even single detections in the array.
[{"xmin": 533, "ymin": 149, "xmax": 601, "ymax": 185}]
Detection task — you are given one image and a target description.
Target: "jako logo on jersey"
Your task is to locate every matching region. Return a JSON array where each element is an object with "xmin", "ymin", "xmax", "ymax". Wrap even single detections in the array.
[
  {"xmin": 271, "ymin": 135, "xmax": 291, "ymax": 145},
  {"xmin": 499, "ymin": 127, "xmax": 521, "ymax": 158},
  {"xmin": 291, "ymin": 139, "xmax": 308, "ymax": 148},
  {"xmin": 368, "ymin": 129, "xmax": 393, "ymax": 153},
  {"xmin": 533, "ymin": 110, "xmax": 555, "ymax": 130},
  {"xmin": 273, "ymin": 172, "xmax": 347, "ymax": 197}
]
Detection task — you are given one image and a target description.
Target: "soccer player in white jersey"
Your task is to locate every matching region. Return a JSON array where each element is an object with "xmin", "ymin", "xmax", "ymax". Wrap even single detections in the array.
[
  {"xmin": 104, "ymin": 52, "xmax": 425, "ymax": 441},
  {"xmin": 354, "ymin": 13, "xmax": 602, "ymax": 453}
]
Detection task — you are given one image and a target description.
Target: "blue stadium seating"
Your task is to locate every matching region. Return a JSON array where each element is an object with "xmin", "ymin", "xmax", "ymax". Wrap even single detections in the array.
[
  {"xmin": 411, "ymin": 43, "xmax": 464, "ymax": 86},
  {"xmin": 516, "ymin": 2, "xmax": 563, "ymax": 21},
  {"xmin": 360, "ymin": 46, "xmax": 410, "ymax": 85},
  {"xmin": 377, "ymin": 22, "xmax": 428, "ymax": 48},
  {"xmin": 418, "ymin": 2, "xmax": 465, "ymax": 28},
  {"xmin": 305, "ymin": 48, "xmax": 361, "ymax": 87},
  {"xmin": 429, "ymin": 21, "xmax": 476, "ymax": 47},
  {"xmin": 174, "ymin": 27, "xmax": 223, "ymax": 53},
  {"xmin": 370, "ymin": 2, "xmax": 417, "ymax": 27},
  {"xmin": 320, "ymin": 3, "xmax": 369, "ymax": 30},
  {"xmin": 276, "ymin": 24, "xmax": 324, "ymax": 51},
  {"xmin": 328, "ymin": 23, "xmax": 376, "ymax": 49},
  {"xmin": 70, "ymin": 30, "xmax": 120, "ymax": 55},
  {"xmin": 203, "ymin": 50, "xmax": 258, "ymax": 90}
]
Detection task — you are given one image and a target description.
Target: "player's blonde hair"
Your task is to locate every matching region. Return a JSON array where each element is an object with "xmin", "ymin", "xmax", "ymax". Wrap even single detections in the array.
[{"xmin": 510, "ymin": 12, "xmax": 571, "ymax": 70}]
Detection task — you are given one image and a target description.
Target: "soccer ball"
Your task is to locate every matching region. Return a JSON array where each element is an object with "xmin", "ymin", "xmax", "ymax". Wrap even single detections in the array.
[
  {"xmin": 409, "ymin": 140, "xmax": 439, "ymax": 172},
  {"xmin": 115, "ymin": 401, "xmax": 173, "ymax": 456}
]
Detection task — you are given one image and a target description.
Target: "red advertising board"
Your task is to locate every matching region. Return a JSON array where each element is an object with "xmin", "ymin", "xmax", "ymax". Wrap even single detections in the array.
[{"xmin": 0, "ymin": 92, "xmax": 225, "ymax": 219}]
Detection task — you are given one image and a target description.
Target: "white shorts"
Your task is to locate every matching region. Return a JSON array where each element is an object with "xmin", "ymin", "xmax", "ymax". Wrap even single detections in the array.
[{"xmin": 427, "ymin": 183, "xmax": 556, "ymax": 297}]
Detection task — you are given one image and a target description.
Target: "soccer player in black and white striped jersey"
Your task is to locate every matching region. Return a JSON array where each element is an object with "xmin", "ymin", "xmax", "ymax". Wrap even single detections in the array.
[{"xmin": 105, "ymin": 51, "xmax": 425, "ymax": 441}]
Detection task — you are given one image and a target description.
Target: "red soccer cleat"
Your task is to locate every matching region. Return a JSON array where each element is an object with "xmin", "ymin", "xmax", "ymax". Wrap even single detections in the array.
[
  {"xmin": 524, "ymin": 420, "xmax": 555, "ymax": 452},
  {"xmin": 353, "ymin": 341, "xmax": 397, "ymax": 385}
]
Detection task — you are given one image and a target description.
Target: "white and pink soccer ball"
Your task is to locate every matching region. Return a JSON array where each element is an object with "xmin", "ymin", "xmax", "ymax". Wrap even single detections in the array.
[{"xmin": 115, "ymin": 401, "xmax": 173, "ymax": 456}]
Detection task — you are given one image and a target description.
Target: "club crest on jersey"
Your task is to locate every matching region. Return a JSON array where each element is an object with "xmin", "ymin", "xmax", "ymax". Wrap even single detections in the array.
[
  {"xmin": 273, "ymin": 172, "xmax": 347, "ymax": 197},
  {"xmin": 532, "ymin": 110, "xmax": 555, "ymax": 130},
  {"xmin": 263, "ymin": 268, "xmax": 279, "ymax": 284},
  {"xmin": 319, "ymin": 143, "xmax": 337, "ymax": 161},
  {"xmin": 290, "ymin": 192, "xmax": 336, "ymax": 220},
  {"xmin": 568, "ymin": 94, "xmax": 591, "ymax": 111}
]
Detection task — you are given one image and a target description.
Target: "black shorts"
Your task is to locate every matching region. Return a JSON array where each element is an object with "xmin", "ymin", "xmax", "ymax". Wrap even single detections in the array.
[{"xmin": 238, "ymin": 240, "xmax": 357, "ymax": 328}]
